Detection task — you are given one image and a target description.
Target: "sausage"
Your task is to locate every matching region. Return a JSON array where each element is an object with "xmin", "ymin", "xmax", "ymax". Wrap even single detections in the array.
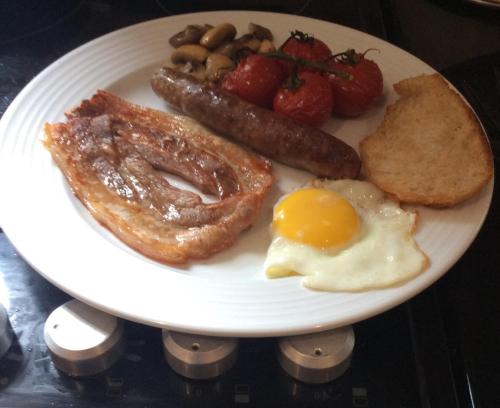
[{"xmin": 151, "ymin": 67, "xmax": 360, "ymax": 179}]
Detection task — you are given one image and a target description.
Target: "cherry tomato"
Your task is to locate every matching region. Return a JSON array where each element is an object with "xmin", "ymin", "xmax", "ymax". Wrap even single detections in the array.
[
  {"xmin": 273, "ymin": 71, "xmax": 334, "ymax": 128},
  {"xmin": 278, "ymin": 31, "xmax": 332, "ymax": 77},
  {"xmin": 281, "ymin": 30, "xmax": 332, "ymax": 62},
  {"xmin": 221, "ymin": 54, "xmax": 285, "ymax": 108},
  {"xmin": 326, "ymin": 50, "xmax": 383, "ymax": 117}
]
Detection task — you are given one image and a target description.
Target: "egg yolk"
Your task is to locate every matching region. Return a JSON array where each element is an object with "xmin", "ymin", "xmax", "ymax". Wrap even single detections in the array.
[{"xmin": 273, "ymin": 188, "xmax": 360, "ymax": 249}]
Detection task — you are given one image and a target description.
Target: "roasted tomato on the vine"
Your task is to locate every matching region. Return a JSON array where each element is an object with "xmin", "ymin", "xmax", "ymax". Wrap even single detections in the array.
[
  {"xmin": 273, "ymin": 71, "xmax": 334, "ymax": 128},
  {"xmin": 281, "ymin": 30, "xmax": 332, "ymax": 62},
  {"xmin": 326, "ymin": 49, "xmax": 383, "ymax": 117},
  {"xmin": 278, "ymin": 30, "xmax": 332, "ymax": 76},
  {"xmin": 221, "ymin": 54, "xmax": 285, "ymax": 108}
]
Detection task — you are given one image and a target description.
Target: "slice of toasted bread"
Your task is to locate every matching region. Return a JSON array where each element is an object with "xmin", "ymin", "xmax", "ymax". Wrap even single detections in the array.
[{"xmin": 360, "ymin": 73, "xmax": 493, "ymax": 207}]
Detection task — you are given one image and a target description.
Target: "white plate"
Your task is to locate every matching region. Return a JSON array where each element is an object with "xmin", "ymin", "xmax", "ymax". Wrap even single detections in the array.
[{"xmin": 0, "ymin": 11, "xmax": 493, "ymax": 337}]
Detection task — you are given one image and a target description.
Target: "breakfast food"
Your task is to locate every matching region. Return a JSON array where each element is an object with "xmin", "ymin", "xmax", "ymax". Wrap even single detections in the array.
[
  {"xmin": 280, "ymin": 30, "xmax": 332, "ymax": 64},
  {"xmin": 168, "ymin": 22, "xmax": 276, "ymax": 82},
  {"xmin": 265, "ymin": 179, "xmax": 429, "ymax": 291},
  {"xmin": 360, "ymin": 73, "xmax": 493, "ymax": 207},
  {"xmin": 222, "ymin": 53, "xmax": 285, "ymax": 108},
  {"xmin": 167, "ymin": 24, "xmax": 384, "ymax": 127},
  {"xmin": 220, "ymin": 30, "xmax": 383, "ymax": 124},
  {"xmin": 42, "ymin": 22, "xmax": 489, "ymax": 287},
  {"xmin": 272, "ymin": 70, "xmax": 334, "ymax": 127},
  {"xmin": 326, "ymin": 49, "xmax": 383, "ymax": 117},
  {"xmin": 43, "ymin": 90, "xmax": 273, "ymax": 264},
  {"xmin": 151, "ymin": 67, "xmax": 361, "ymax": 179}
]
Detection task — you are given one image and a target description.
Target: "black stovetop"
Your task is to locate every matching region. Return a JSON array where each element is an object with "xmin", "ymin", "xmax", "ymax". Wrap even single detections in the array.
[{"xmin": 1, "ymin": 1, "xmax": 499, "ymax": 407}]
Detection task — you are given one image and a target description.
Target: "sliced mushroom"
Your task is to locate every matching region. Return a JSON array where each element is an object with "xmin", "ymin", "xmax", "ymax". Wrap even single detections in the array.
[
  {"xmin": 248, "ymin": 23, "xmax": 273, "ymax": 41},
  {"xmin": 169, "ymin": 24, "xmax": 213, "ymax": 48},
  {"xmin": 214, "ymin": 41, "xmax": 249, "ymax": 59},
  {"xmin": 258, "ymin": 39, "xmax": 276, "ymax": 54},
  {"xmin": 235, "ymin": 34, "xmax": 261, "ymax": 52},
  {"xmin": 171, "ymin": 44, "xmax": 210, "ymax": 65},
  {"xmin": 172, "ymin": 62, "xmax": 207, "ymax": 80},
  {"xmin": 205, "ymin": 53, "xmax": 234, "ymax": 82},
  {"xmin": 200, "ymin": 23, "xmax": 237, "ymax": 49}
]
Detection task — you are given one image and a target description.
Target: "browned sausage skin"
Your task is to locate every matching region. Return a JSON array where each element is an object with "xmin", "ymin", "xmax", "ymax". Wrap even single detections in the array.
[{"xmin": 151, "ymin": 67, "xmax": 360, "ymax": 179}]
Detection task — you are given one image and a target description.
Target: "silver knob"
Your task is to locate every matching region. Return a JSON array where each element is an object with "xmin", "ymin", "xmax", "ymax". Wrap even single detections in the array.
[
  {"xmin": 278, "ymin": 326, "xmax": 355, "ymax": 384},
  {"xmin": 44, "ymin": 300, "xmax": 125, "ymax": 377},
  {"xmin": 162, "ymin": 330, "xmax": 238, "ymax": 380},
  {"xmin": 0, "ymin": 303, "xmax": 13, "ymax": 358}
]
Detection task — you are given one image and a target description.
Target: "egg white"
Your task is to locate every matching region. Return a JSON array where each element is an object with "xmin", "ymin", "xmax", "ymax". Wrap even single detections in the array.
[{"xmin": 264, "ymin": 179, "xmax": 429, "ymax": 291}]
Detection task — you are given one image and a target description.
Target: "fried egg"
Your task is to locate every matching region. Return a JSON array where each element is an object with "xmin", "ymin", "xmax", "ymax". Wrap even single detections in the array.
[{"xmin": 264, "ymin": 179, "xmax": 428, "ymax": 291}]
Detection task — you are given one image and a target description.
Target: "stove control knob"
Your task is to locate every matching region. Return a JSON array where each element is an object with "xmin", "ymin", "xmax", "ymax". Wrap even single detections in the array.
[
  {"xmin": 44, "ymin": 300, "xmax": 125, "ymax": 377},
  {"xmin": 162, "ymin": 330, "xmax": 238, "ymax": 379},
  {"xmin": 278, "ymin": 326, "xmax": 355, "ymax": 384},
  {"xmin": 0, "ymin": 303, "xmax": 13, "ymax": 359}
]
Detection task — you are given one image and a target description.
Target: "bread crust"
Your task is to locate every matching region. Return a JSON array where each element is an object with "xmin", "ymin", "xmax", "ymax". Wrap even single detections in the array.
[{"xmin": 360, "ymin": 73, "xmax": 493, "ymax": 207}]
